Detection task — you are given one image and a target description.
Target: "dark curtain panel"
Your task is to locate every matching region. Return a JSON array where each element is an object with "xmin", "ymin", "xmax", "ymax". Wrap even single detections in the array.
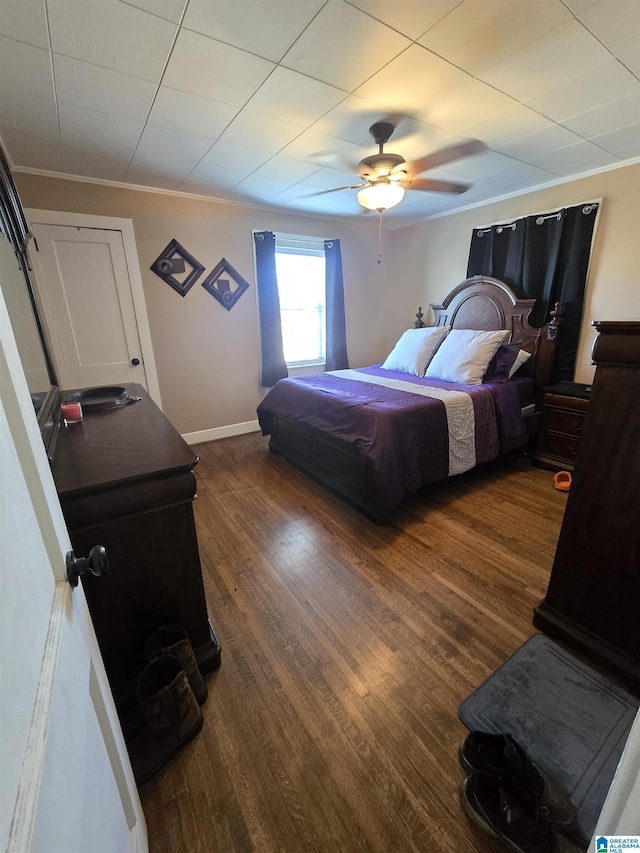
[
  {"xmin": 467, "ymin": 203, "xmax": 598, "ymax": 382},
  {"xmin": 253, "ymin": 231, "xmax": 288, "ymax": 387},
  {"xmin": 324, "ymin": 239, "xmax": 349, "ymax": 370}
]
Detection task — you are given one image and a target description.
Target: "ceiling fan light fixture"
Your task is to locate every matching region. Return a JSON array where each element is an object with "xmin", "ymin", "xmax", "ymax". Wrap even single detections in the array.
[{"xmin": 357, "ymin": 182, "xmax": 405, "ymax": 211}]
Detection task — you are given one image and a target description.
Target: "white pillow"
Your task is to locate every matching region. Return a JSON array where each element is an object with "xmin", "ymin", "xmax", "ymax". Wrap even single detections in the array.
[
  {"xmin": 425, "ymin": 328, "xmax": 511, "ymax": 385},
  {"xmin": 509, "ymin": 348, "xmax": 532, "ymax": 377},
  {"xmin": 381, "ymin": 326, "xmax": 450, "ymax": 376}
]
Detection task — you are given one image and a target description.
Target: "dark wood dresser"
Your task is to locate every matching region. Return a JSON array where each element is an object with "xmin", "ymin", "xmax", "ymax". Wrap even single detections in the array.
[
  {"xmin": 533, "ymin": 381, "xmax": 590, "ymax": 471},
  {"xmin": 52, "ymin": 384, "xmax": 220, "ymax": 707},
  {"xmin": 534, "ymin": 322, "xmax": 640, "ymax": 692}
]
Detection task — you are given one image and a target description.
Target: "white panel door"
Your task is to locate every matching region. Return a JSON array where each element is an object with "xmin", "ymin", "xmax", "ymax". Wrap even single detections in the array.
[
  {"xmin": 1, "ymin": 285, "xmax": 147, "ymax": 852},
  {"xmin": 31, "ymin": 223, "xmax": 148, "ymax": 390}
]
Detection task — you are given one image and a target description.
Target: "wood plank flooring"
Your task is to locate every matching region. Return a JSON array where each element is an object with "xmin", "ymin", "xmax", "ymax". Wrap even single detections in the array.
[{"xmin": 139, "ymin": 433, "xmax": 568, "ymax": 852}]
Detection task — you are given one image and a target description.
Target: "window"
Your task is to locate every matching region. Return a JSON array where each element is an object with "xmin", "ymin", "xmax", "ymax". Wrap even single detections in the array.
[{"xmin": 274, "ymin": 233, "xmax": 326, "ymax": 367}]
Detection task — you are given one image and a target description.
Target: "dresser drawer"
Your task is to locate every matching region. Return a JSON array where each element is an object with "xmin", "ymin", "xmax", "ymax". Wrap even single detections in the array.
[{"xmin": 543, "ymin": 407, "xmax": 586, "ymax": 438}]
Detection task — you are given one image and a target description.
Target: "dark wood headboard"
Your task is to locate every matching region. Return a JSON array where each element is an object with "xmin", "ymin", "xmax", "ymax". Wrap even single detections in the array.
[{"xmin": 415, "ymin": 275, "xmax": 559, "ymax": 398}]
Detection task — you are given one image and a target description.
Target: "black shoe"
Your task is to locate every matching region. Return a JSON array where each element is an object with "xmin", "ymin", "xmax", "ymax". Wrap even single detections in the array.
[
  {"xmin": 460, "ymin": 772, "xmax": 583, "ymax": 853},
  {"xmin": 459, "ymin": 731, "xmax": 577, "ymax": 834}
]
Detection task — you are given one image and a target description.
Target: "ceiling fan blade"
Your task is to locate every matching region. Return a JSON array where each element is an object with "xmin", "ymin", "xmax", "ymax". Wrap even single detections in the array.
[
  {"xmin": 401, "ymin": 177, "xmax": 469, "ymax": 194},
  {"xmin": 403, "ymin": 139, "xmax": 487, "ymax": 177},
  {"xmin": 302, "ymin": 184, "xmax": 368, "ymax": 198}
]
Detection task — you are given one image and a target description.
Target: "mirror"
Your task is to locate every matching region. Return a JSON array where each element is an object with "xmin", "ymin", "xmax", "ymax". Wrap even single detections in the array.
[
  {"xmin": 0, "ymin": 232, "xmax": 52, "ymax": 408},
  {"xmin": 1, "ymin": 142, "xmax": 59, "ymax": 455}
]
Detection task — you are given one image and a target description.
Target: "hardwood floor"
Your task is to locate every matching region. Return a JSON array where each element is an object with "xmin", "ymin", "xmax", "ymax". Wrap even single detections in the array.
[{"xmin": 139, "ymin": 433, "xmax": 567, "ymax": 852}]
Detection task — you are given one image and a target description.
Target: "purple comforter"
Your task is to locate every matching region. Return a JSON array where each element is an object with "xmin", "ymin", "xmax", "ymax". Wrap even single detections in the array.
[{"xmin": 257, "ymin": 365, "xmax": 529, "ymax": 519}]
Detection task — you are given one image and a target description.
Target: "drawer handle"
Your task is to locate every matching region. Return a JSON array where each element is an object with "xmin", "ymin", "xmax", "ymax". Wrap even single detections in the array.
[{"xmin": 66, "ymin": 545, "xmax": 109, "ymax": 587}]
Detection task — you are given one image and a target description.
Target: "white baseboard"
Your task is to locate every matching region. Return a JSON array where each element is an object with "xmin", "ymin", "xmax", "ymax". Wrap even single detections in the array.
[{"xmin": 182, "ymin": 419, "xmax": 261, "ymax": 445}]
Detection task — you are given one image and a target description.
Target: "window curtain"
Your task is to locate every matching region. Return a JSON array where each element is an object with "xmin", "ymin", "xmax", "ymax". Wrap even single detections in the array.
[
  {"xmin": 254, "ymin": 231, "xmax": 288, "ymax": 387},
  {"xmin": 467, "ymin": 203, "xmax": 598, "ymax": 382},
  {"xmin": 324, "ymin": 239, "xmax": 349, "ymax": 371}
]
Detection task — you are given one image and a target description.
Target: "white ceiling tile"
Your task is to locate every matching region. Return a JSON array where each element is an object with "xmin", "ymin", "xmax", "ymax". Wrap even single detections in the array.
[
  {"xmin": 491, "ymin": 171, "xmax": 559, "ymax": 192},
  {"xmin": 246, "ymin": 67, "xmax": 346, "ymax": 127},
  {"xmin": 253, "ymin": 155, "xmax": 321, "ymax": 183},
  {"xmin": 345, "ymin": 0, "xmax": 462, "ymax": 40},
  {"xmin": 591, "ymin": 122, "xmax": 640, "ymax": 153},
  {"xmin": 563, "ymin": 0, "xmax": 600, "ymax": 13},
  {"xmin": 551, "ymin": 152, "xmax": 621, "ymax": 176},
  {"xmin": 0, "ymin": 36, "xmax": 54, "ymax": 99},
  {"xmin": 1, "ymin": 126, "xmax": 62, "ymax": 171},
  {"xmin": 310, "ymin": 94, "xmax": 400, "ymax": 146},
  {"xmin": 281, "ymin": 128, "xmax": 365, "ymax": 167},
  {"xmin": 124, "ymin": 0, "xmax": 187, "ymax": 24},
  {"xmin": 279, "ymin": 188, "xmax": 364, "ymax": 216},
  {"xmin": 0, "ymin": 87, "xmax": 58, "ymax": 139},
  {"xmin": 611, "ymin": 143, "xmax": 640, "ymax": 159},
  {"xmin": 562, "ymin": 93, "xmax": 640, "ymax": 138},
  {"xmin": 47, "ymin": 0, "xmax": 177, "ymax": 82},
  {"xmin": 233, "ymin": 174, "xmax": 295, "ymax": 201},
  {"xmin": 380, "ymin": 121, "xmax": 457, "ymax": 163},
  {"xmin": 480, "ymin": 19, "xmax": 613, "ymax": 101},
  {"xmin": 418, "ymin": 0, "xmax": 572, "ymax": 76},
  {"xmin": 129, "ymin": 124, "xmax": 215, "ymax": 177},
  {"xmin": 529, "ymin": 139, "xmax": 609, "ymax": 171},
  {"xmin": 462, "ymin": 104, "xmax": 553, "ymax": 147},
  {"xmin": 355, "ymin": 44, "xmax": 469, "ymax": 116},
  {"xmin": 124, "ymin": 170, "xmax": 183, "ymax": 190},
  {"xmin": 148, "ymin": 87, "xmax": 239, "ymax": 138},
  {"xmin": 499, "ymin": 124, "xmax": 583, "ymax": 160},
  {"xmin": 53, "ymin": 54, "xmax": 157, "ymax": 121},
  {"xmin": 162, "ymin": 28, "xmax": 274, "ymax": 105},
  {"xmin": 281, "ymin": 0, "xmax": 411, "ymax": 92},
  {"xmin": 434, "ymin": 149, "xmax": 517, "ymax": 179},
  {"xmin": 525, "ymin": 60, "xmax": 640, "ymax": 123},
  {"xmin": 300, "ymin": 166, "xmax": 365, "ymax": 189},
  {"xmin": 218, "ymin": 110, "xmax": 303, "ymax": 153},
  {"xmin": 0, "ymin": 0, "xmax": 48, "ymax": 48},
  {"xmin": 62, "ymin": 157, "xmax": 129, "ymax": 182},
  {"xmin": 419, "ymin": 77, "xmax": 517, "ymax": 134},
  {"xmin": 59, "ymin": 103, "xmax": 143, "ymax": 171},
  {"xmin": 482, "ymin": 161, "xmax": 558, "ymax": 188},
  {"xmin": 0, "ymin": 90, "xmax": 61, "ymax": 170},
  {"xmin": 180, "ymin": 163, "xmax": 251, "ymax": 192},
  {"xmin": 580, "ymin": 0, "xmax": 640, "ymax": 76},
  {"xmin": 200, "ymin": 140, "xmax": 271, "ymax": 172},
  {"xmin": 183, "ymin": 0, "xmax": 325, "ymax": 62}
]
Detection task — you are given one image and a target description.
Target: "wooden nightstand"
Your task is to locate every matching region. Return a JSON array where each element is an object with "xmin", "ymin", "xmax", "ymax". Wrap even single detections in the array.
[{"xmin": 533, "ymin": 381, "xmax": 590, "ymax": 471}]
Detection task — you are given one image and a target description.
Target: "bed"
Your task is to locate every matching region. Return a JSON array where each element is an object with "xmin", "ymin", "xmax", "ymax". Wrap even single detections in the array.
[{"xmin": 257, "ymin": 275, "xmax": 559, "ymax": 522}]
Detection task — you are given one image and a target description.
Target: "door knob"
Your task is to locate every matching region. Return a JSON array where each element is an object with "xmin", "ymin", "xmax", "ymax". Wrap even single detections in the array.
[
  {"xmin": 131, "ymin": 357, "xmax": 140, "ymax": 365},
  {"xmin": 66, "ymin": 546, "xmax": 109, "ymax": 587}
]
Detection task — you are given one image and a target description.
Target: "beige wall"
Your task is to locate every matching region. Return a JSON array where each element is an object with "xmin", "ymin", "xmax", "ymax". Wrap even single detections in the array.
[
  {"xmin": 15, "ymin": 174, "xmax": 392, "ymax": 434},
  {"xmin": 15, "ymin": 164, "xmax": 640, "ymax": 434},
  {"xmin": 389, "ymin": 163, "xmax": 640, "ymax": 384}
]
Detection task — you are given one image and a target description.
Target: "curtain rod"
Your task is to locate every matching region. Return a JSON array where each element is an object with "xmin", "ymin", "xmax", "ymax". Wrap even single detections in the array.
[
  {"xmin": 475, "ymin": 202, "xmax": 599, "ymax": 236},
  {"xmin": 473, "ymin": 198, "xmax": 602, "ymax": 230}
]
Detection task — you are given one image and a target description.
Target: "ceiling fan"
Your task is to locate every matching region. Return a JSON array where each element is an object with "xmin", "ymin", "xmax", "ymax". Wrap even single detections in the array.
[{"xmin": 314, "ymin": 121, "xmax": 487, "ymax": 212}]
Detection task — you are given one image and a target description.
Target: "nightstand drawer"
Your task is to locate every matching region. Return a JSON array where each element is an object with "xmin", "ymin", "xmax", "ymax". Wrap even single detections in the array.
[
  {"xmin": 544, "ymin": 407, "xmax": 586, "ymax": 438},
  {"xmin": 539, "ymin": 431, "xmax": 581, "ymax": 463}
]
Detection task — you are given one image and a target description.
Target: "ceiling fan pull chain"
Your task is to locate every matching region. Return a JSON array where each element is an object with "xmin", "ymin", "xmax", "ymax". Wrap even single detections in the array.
[{"xmin": 377, "ymin": 212, "xmax": 383, "ymax": 264}]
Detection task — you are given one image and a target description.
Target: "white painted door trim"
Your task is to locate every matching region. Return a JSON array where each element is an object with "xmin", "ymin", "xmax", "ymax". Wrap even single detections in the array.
[{"xmin": 25, "ymin": 208, "xmax": 162, "ymax": 409}]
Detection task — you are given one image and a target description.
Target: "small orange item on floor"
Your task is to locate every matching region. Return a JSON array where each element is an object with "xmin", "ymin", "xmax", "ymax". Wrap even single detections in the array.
[{"xmin": 553, "ymin": 471, "xmax": 572, "ymax": 491}]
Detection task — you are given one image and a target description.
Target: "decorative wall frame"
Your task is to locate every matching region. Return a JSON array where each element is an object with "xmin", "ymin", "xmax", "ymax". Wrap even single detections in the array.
[
  {"xmin": 151, "ymin": 238, "xmax": 205, "ymax": 296},
  {"xmin": 201, "ymin": 258, "xmax": 249, "ymax": 311}
]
